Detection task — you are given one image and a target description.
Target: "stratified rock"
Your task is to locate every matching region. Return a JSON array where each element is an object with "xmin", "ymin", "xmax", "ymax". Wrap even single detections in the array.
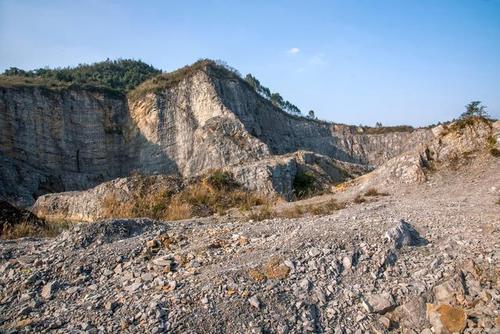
[{"xmin": 0, "ymin": 61, "xmax": 435, "ymax": 206}]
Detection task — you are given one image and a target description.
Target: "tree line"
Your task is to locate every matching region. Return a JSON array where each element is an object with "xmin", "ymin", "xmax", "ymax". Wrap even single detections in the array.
[
  {"xmin": 2, "ymin": 59, "xmax": 161, "ymax": 92},
  {"xmin": 244, "ymin": 73, "xmax": 311, "ymax": 117}
]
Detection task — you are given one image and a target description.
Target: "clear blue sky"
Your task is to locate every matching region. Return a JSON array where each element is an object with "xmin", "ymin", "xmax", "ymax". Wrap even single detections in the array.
[{"xmin": 1, "ymin": 0, "xmax": 499, "ymax": 126}]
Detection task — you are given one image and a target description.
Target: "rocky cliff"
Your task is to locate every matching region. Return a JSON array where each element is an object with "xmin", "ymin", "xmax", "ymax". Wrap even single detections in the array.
[{"xmin": 0, "ymin": 62, "xmax": 434, "ymax": 206}]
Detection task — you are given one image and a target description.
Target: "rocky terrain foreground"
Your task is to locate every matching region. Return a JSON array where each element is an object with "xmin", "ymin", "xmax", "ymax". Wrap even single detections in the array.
[{"xmin": 1, "ymin": 153, "xmax": 498, "ymax": 333}]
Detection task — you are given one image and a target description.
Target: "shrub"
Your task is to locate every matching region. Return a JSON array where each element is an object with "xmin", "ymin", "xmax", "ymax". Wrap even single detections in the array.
[
  {"xmin": 206, "ymin": 170, "xmax": 237, "ymax": 191},
  {"xmin": 487, "ymin": 135, "xmax": 500, "ymax": 157},
  {"xmin": 354, "ymin": 194, "xmax": 366, "ymax": 204},
  {"xmin": 364, "ymin": 188, "xmax": 389, "ymax": 197},
  {"xmin": 247, "ymin": 204, "xmax": 274, "ymax": 221},
  {"xmin": 277, "ymin": 199, "xmax": 344, "ymax": 219},
  {"xmin": 101, "ymin": 171, "xmax": 269, "ymax": 221},
  {"xmin": 293, "ymin": 171, "xmax": 317, "ymax": 199}
]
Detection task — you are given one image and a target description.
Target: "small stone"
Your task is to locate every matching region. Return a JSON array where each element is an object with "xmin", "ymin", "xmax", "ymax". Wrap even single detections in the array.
[
  {"xmin": 342, "ymin": 256, "xmax": 352, "ymax": 270},
  {"xmin": 308, "ymin": 247, "xmax": 321, "ymax": 257},
  {"xmin": 362, "ymin": 292, "xmax": 396, "ymax": 314},
  {"xmin": 299, "ymin": 278, "xmax": 311, "ymax": 291},
  {"xmin": 378, "ymin": 316, "xmax": 391, "ymax": 329},
  {"xmin": 126, "ymin": 282, "xmax": 142, "ymax": 293},
  {"xmin": 433, "ymin": 278, "xmax": 464, "ymax": 305},
  {"xmin": 18, "ymin": 306, "xmax": 32, "ymax": 316},
  {"xmin": 283, "ymin": 260, "xmax": 295, "ymax": 271},
  {"xmin": 152, "ymin": 256, "xmax": 173, "ymax": 268},
  {"xmin": 114, "ymin": 264, "xmax": 123, "ymax": 274},
  {"xmin": 41, "ymin": 281, "xmax": 58, "ymax": 300},
  {"xmin": 249, "ymin": 296, "xmax": 260, "ymax": 309},
  {"xmin": 142, "ymin": 273, "xmax": 154, "ymax": 282},
  {"xmin": 105, "ymin": 300, "xmax": 120, "ymax": 311}
]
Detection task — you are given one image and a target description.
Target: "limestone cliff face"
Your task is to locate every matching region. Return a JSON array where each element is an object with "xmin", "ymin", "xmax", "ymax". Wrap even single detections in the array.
[
  {"xmin": 0, "ymin": 63, "xmax": 435, "ymax": 206},
  {"xmin": 126, "ymin": 71, "xmax": 270, "ymax": 177},
  {"xmin": 0, "ymin": 86, "xmax": 130, "ymax": 205},
  {"xmin": 208, "ymin": 67, "xmax": 434, "ymax": 166}
]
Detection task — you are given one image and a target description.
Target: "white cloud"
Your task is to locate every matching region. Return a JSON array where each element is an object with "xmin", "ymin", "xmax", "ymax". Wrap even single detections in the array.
[{"xmin": 287, "ymin": 47, "xmax": 300, "ymax": 55}]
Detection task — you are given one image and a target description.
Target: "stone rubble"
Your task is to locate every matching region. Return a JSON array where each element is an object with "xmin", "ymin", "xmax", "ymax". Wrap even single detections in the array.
[{"xmin": 0, "ymin": 155, "xmax": 499, "ymax": 333}]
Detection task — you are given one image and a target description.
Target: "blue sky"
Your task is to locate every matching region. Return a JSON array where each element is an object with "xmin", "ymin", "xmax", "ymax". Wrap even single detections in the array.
[{"xmin": 1, "ymin": 0, "xmax": 499, "ymax": 126}]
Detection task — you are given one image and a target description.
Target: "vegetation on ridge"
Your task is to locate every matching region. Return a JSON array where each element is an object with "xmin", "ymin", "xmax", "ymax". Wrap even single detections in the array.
[
  {"xmin": 1, "ymin": 59, "xmax": 161, "ymax": 92},
  {"xmin": 244, "ymin": 73, "xmax": 302, "ymax": 116}
]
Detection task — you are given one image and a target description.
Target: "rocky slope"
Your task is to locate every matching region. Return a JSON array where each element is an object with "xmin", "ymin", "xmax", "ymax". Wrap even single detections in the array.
[
  {"xmin": 0, "ymin": 61, "xmax": 434, "ymax": 206},
  {"xmin": 0, "ymin": 151, "xmax": 498, "ymax": 333},
  {"xmin": 32, "ymin": 150, "xmax": 369, "ymax": 222},
  {"xmin": 344, "ymin": 118, "xmax": 500, "ymax": 193}
]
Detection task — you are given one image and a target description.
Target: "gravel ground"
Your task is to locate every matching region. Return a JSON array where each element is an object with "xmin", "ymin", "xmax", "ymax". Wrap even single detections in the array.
[{"xmin": 0, "ymin": 156, "xmax": 499, "ymax": 333}]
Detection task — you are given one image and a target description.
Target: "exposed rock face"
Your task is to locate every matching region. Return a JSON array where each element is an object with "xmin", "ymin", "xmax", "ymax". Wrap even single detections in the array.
[
  {"xmin": 33, "ymin": 151, "xmax": 366, "ymax": 222},
  {"xmin": 0, "ymin": 63, "xmax": 435, "ymax": 206},
  {"xmin": 33, "ymin": 175, "xmax": 182, "ymax": 222},
  {"xmin": 227, "ymin": 150, "xmax": 369, "ymax": 200},
  {"xmin": 0, "ymin": 86, "xmax": 129, "ymax": 206},
  {"xmin": 350, "ymin": 118, "xmax": 498, "ymax": 192}
]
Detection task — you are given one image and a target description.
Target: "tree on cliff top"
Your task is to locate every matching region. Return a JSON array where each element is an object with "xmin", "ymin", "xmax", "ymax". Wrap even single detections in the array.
[{"xmin": 461, "ymin": 101, "xmax": 489, "ymax": 119}]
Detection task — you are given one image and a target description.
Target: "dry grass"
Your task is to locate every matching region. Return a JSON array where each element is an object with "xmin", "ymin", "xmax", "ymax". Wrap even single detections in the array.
[
  {"xmin": 0, "ymin": 75, "xmax": 70, "ymax": 89},
  {"xmin": 280, "ymin": 205, "xmax": 306, "ymax": 219},
  {"xmin": 102, "ymin": 170, "xmax": 269, "ymax": 221},
  {"xmin": 364, "ymin": 188, "xmax": 389, "ymax": 197},
  {"xmin": 247, "ymin": 204, "xmax": 274, "ymax": 221},
  {"xmin": 250, "ymin": 199, "xmax": 344, "ymax": 221},
  {"xmin": 1, "ymin": 221, "xmax": 73, "ymax": 239},
  {"xmin": 354, "ymin": 194, "xmax": 366, "ymax": 204},
  {"xmin": 309, "ymin": 199, "xmax": 345, "ymax": 215},
  {"xmin": 128, "ymin": 59, "xmax": 239, "ymax": 103}
]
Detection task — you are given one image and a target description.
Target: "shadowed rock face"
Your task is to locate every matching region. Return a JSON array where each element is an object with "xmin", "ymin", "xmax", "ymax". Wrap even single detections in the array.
[{"xmin": 0, "ymin": 63, "xmax": 434, "ymax": 206}]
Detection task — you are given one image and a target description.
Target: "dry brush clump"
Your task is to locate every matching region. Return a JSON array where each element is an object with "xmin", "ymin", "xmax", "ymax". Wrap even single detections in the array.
[
  {"xmin": 102, "ymin": 170, "xmax": 269, "ymax": 221},
  {"xmin": 354, "ymin": 194, "xmax": 366, "ymax": 204},
  {"xmin": 248, "ymin": 199, "xmax": 344, "ymax": 221},
  {"xmin": 364, "ymin": 188, "xmax": 389, "ymax": 197},
  {"xmin": 0, "ymin": 200, "xmax": 72, "ymax": 239},
  {"xmin": 486, "ymin": 135, "xmax": 500, "ymax": 157}
]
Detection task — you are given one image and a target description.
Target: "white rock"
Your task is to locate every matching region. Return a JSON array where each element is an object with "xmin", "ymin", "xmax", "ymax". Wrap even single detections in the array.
[{"xmin": 248, "ymin": 296, "xmax": 260, "ymax": 309}]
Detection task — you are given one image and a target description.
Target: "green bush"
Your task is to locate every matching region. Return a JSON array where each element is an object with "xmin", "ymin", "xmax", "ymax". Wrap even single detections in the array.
[
  {"xmin": 293, "ymin": 171, "xmax": 317, "ymax": 199},
  {"xmin": 1, "ymin": 59, "xmax": 161, "ymax": 92}
]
